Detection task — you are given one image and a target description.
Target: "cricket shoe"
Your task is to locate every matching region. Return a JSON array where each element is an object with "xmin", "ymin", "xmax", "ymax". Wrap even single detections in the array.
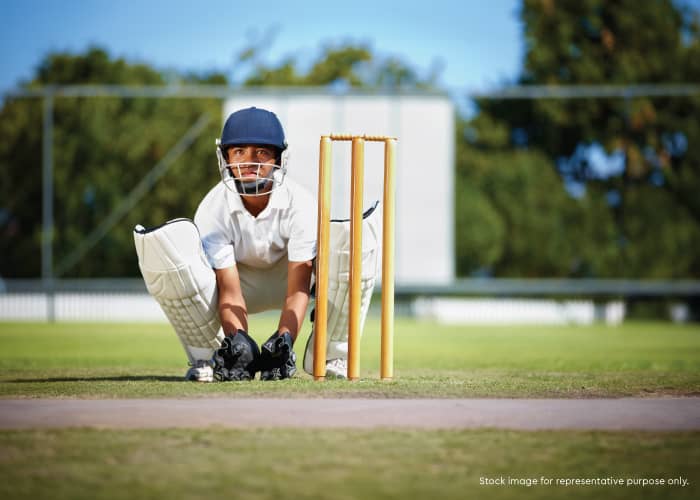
[
  {"xmin": 302, "ymin": 331, "xmax": 348, "ymax": 378},
  {"xmin": 185, "ymin": 359, "xmax": 214, "ymax": 382},
  {"xmin": 325, "ymin": 358, "xmax": 347, "ymax": 379}
]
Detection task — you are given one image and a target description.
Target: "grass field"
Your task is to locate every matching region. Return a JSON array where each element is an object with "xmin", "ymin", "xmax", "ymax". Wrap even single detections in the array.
[
  {"xmin": 0, "ymin": 318, "xmax": 698, "ymax": 398},
  {"xmin": 1, "ymin": 318, "xmax": 698, "ymax": 500},
  {"xmin": 0, "ymin": 428, "xmax": 697, "ymax": 500}
]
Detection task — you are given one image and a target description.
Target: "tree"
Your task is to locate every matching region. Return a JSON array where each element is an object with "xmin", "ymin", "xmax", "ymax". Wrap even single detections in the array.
[
  {"xmin": 0, "ymin": 48, "xmax": 223, "ymax": 277},
  {"xmin": 475, "ymin": 0, "xmax": 700, "ymax": 277},
  {"xmin": 456, "ymin": 112, "xmax": 620, "ymax": 278},
  {"xmin": 241, "ymin": 42, "xmax": 438, "ymax": 89}
]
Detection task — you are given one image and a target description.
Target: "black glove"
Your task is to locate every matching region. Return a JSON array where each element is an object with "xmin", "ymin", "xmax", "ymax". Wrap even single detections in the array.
[
  {"xmin": 259, "ymin": 331, "xmax": 297, "ymax": 380},
  {"xmin": 211, "ymin": 330, "xmax": 260, "ymax": 381}
]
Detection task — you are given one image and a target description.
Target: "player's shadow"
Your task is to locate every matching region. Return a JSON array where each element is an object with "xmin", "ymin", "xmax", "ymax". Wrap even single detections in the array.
[{"xmin": 8, "ymin": 375, "xmax": 182, "ymax": 383}]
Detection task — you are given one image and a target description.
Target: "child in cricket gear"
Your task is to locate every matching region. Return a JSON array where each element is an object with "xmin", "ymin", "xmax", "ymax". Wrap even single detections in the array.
[
  {"xmin": 193, "ymin": 106, "xmax": 315, "ymax": 381},
  {"xmin": 135, "ymin": 106, "xmax": 378, "ymax": 381}
]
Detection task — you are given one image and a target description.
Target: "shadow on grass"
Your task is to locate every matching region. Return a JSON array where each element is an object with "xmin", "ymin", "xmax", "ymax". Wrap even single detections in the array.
[{"xmin": 7, "ymin": 375, "xmax": 182, "ymax": 383}]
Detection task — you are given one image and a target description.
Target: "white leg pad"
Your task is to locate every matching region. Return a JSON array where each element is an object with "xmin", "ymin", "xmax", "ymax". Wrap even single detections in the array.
[
  {"xmin": 133, "ymin": 218, "xmax": 224, "ymax": 364},
  {"xmin": 304, "ymin": 203, "xmax": 380, "ymax": 374}
]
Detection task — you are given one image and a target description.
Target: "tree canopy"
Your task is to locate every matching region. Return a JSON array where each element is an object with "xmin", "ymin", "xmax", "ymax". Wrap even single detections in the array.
[
  {"xmin": 0, "ymin": 48, "xmax": 223, "ymax": 277},
  {"xmin": 466, "ymin": 0, "xmax": 700, "ymax": 277},
  {"xmin": 1, "ymin": 1, "xmax": 699, "ymax": 279}
]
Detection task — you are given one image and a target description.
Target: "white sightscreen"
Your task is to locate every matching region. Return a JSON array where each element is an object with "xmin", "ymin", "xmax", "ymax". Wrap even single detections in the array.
[{"xmin": 223, "ymin": 91, "xmax": 454, "ymax": 286}]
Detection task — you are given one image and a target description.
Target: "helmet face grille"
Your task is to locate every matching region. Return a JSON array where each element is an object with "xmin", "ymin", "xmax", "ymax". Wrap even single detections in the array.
[{"xmin": 216, "ymin": 146, "xmax": 288, "ymax": 197}]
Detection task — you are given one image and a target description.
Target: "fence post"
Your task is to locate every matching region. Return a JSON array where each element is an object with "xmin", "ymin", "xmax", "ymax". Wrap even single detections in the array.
[{"xmin": 42, "ymin": 91, "xmax": 55, "ymax": 322}]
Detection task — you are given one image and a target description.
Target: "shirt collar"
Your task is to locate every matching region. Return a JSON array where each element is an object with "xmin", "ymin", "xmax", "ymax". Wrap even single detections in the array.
[{"xmin": 224, "ymin": 183, "xmax": 246, "ymax": 214}]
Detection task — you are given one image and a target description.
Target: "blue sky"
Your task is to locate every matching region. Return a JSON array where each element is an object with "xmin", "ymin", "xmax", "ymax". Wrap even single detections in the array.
[{"xmin": 0, "ymin": 0, "xmax": 523, "ymax": 96}]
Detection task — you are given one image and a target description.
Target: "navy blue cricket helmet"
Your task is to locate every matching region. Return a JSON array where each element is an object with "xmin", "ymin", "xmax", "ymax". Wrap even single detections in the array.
[{"xmin": 219, "ymin": 107, "xmax": 287, "ymax": 152}]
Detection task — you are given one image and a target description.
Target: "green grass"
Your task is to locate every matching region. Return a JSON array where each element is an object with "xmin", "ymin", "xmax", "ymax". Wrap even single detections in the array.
[
  {"xmin": 1, "ymin": 318, "xmax": 699, "ymax": 398},
  {"xmin": 1, "ymin": 319, "xmax": 698, "ymax": 500},
  {"xmin": 0, "ymin": 428, "xmax": 697, "ymax": 500}
]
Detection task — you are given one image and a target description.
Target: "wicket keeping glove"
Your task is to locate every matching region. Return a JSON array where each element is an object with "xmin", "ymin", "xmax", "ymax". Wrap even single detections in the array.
[
  {"xmin": 259, "ymin": 331, "xmax": 297, "ymax": 380},
  {"xmin": 212, "ymin": 330, "xmax": 260, "ymax": 381}
]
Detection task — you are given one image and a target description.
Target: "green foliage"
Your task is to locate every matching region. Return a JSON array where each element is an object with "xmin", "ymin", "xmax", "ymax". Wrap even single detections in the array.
[
  {"xmin": 457, "ymin": 134, "xmax": 609, "ymax": 277},
  {"xmin": 521, "ymin": 0, "xmax": 687, "ymax": 84},
  {"xmin": 469, "ymin": 0, "xmax": 700, "ymax": 278},
  {"xmin": 242, "ymin": 42, "xmax": 437, "ymax": 89},
  {"xmin": 35, "ymin": 47, "xmax": 164, "ymax": 86},
  {"xmin": 304, "ymin": 45, "xmax": 372, "ymax": 86},
  {"xmin": 0, "ymin": 98, "xmax": 42, "ymax": 275},
  {"xmin": 0, "ymin": 48, "xmax": 222, "ymax": 277},
  {"xmin": 454, "ymin": 179, "xmax": 505, "ymax": 275}
]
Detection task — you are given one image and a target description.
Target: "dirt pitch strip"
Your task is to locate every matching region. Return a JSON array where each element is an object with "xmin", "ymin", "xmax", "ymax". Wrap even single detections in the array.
[{"xmin": 0, "ymin": 398, "xmax": 699, "ymax": 430}]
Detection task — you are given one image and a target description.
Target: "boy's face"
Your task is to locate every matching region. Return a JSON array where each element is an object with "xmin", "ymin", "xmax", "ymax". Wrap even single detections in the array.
[{"xmin": 225, "ymin": 144, "xmax": 278, "ymax": 181}]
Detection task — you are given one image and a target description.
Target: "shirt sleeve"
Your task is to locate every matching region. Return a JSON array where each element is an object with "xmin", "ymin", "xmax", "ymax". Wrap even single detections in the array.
[
  {"xmin": 194, "ymin": 199, "xmax": 236, "ymax": 269},
  {"xmin": 287, "ymin": 189, "xmax": 318, "ymax": 262}
]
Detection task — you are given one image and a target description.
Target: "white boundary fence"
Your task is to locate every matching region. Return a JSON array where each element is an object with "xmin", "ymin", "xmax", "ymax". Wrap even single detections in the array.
[
  {"xmin": 0, "ymin": 293, "xmax": 165, "ymax": 322},
  {"xmin": 0, "ymin": 291, "xmax": 626, "ymax": 325},
  {"xmin": 1, "ymin": 278, "xmax": 697, "ymax": 324},
  {"xmin": 412, "ymin": 297, "xmax": 625, "ymax": 325}
]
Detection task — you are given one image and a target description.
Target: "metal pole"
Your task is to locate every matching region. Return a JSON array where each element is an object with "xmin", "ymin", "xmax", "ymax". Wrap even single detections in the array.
[
  {"xmin": 314, "ymin": 136, "xmax": 332, "ymax": 380},
  {"xmin": 42, "ymin": 92, "xmax": 55, "ymax": 321},
  {"xmin": 348, "ymin": 137, "xmax": 365, "ymax": 380},
  {"xmin": 380, "ymin": 139, "xmax": 396, "ymax": 380}
]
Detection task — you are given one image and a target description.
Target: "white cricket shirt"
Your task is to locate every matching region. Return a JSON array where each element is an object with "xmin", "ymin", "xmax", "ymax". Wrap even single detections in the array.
[{"xmin": 194, "ymin": 177, "xmax": 317, "ymax": 269}]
